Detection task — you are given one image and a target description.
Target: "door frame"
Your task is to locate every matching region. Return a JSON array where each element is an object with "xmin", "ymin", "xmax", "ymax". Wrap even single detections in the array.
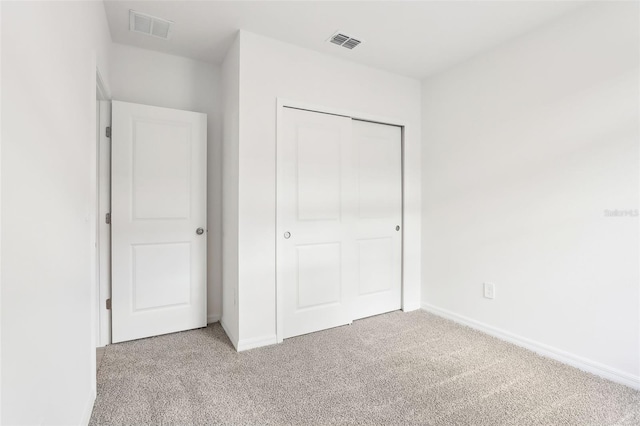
[
  {"xmin": 96, "ymin": 69, "xmax": 111, "ymax": 348},
  {"xmin": 275, "ymin": 98, "xmax": 408, "ymax": 343}
]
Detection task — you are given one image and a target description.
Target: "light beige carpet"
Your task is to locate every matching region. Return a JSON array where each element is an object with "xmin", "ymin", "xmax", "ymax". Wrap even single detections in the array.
[{"xmin": 90, "ymin": 311, "xmax": 640, "ymax": 425}]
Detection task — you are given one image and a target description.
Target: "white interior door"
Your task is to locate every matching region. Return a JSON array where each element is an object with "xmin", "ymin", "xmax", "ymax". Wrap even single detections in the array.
[
  {"xmin": 352, "ymin": 120, "xmax": 402, "ymax": 320},
  {"xmin": 279, "ymin": 107, "xmax": 356, "ymax": 339},
  {"xmin": 111, "ymin": 101, "xmax": 207, "ymax": 343}
]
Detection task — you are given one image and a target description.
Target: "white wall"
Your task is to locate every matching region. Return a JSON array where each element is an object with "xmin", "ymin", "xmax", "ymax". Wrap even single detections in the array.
[
  {"xmin": 421, "ymin": 2, "xmax": 639, "ymax": 386},
  {"xmin": 235, "ymin": 31, "xmax": 422, "ymax": 347},
  {"xmin": 221, "ymin": 34, "xmax": 241, "ymax": 348},
  {"xmin": 109, "ymin": 43, "xmax": 223, "ymax": 324},
  {"xmin": 1, "ymin": 1, "xmax": 112, "ymax": 424}
]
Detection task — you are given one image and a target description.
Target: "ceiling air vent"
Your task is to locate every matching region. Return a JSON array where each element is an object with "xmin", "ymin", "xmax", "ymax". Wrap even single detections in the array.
[
  {"xmin": 327, "ymin": 31, "xmax": 363, "ymax": 50},
  {"xmin": 129, "ymin": 10, "xmax": 173, "ymax": 40}
]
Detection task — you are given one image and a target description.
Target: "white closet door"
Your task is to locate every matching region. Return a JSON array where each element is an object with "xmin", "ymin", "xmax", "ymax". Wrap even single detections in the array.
[
  {"xmin": 279, "ymin": 107, "xmax": 356, "ymax": 339},
  {"xmin": 352, "ymin": 120, "xmax": 402, "ymax": 320},
  {"xmin": 111, "ymin": 101, "xmax": 207, "ymax": 343}
]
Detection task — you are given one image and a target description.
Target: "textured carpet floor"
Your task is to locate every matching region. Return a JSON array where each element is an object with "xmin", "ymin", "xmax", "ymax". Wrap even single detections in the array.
[{"xmin": 90, "ymin": 311, "xmax": 640, "ymax": 425}]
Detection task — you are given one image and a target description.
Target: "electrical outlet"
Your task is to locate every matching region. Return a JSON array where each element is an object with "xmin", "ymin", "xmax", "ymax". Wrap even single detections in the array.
[{"xmin": 483, "ymin": 282, "xmax": 495, "ymax": 299}]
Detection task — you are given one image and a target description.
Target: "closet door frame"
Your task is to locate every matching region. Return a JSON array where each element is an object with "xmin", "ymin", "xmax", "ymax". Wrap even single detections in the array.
[{"xmin": 275, "ymin": 98, "xmax": 408, "ymax": 343}]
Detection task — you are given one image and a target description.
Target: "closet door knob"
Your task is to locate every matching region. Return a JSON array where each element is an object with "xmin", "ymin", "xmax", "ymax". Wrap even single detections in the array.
[
  {"xmin": 284, "ymin": 231, "xmax": 291, "ymax": 239},
  {"xmin": 196, "ymin": 228, "xmax": 204, "ymax": 235}
]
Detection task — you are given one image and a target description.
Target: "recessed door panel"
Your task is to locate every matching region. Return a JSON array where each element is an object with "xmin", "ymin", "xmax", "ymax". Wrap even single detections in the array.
[
  {"xmin": 112, "ymin": 101, "xmax": 207, "ymax": 343},
  {"xmin": 132, "ymin": 243, "xmax": 191, "ymax": 311},
  {"xmin": 297, "ymin": 126, "xmax": 341, "ymax": 221},
  {"xmin": 132, "ymin": 120, "xmax": 191, "ymax": 220},
  {"xmin": 358, "ymin": 237, "xmax": 393, "ymax": 296},
  {"xmin": 358, "ymin": 135, "xmax": 401, "ymax": 219},
  {"xmin": 297, "ymin": 243, "xmax": 341, "ymax": 310}
]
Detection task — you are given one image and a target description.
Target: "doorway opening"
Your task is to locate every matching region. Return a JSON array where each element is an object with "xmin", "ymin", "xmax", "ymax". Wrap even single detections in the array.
[{"xmin": 96, "ymin": 69, "xmax": 112, "ymax": 357}]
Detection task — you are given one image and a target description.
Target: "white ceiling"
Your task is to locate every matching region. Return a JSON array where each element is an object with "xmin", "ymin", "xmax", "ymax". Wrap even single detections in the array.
[{"xmin": 104, "ymin": 1, "xmax": 586, "ymax": 79}]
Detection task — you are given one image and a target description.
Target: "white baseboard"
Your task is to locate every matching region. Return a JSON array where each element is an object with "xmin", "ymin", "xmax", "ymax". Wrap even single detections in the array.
[
  {"xmin": 219, "ymin": 319, "xmax": 277, "ymax": 352},
  {"xmin": 80, "ymin": 389, "xmax": 96, "ymax": 426},
  {"xmin": 219, "ymin": 318, "xmax": 238, "ymax": 351},
  {"xmin": 421, "ymin": 303, "xmax": 640, "ymax": 390},
  {"xmin": 207, "ymin": 314, "xmax": 221, "ymax": 324},
  {"xmin": 402, "ymin": 302, "xmax": 421, "ymax": 312},
  {"xmin": 237, "ymin": 334, "xmax": 278, "ymax": 352}
]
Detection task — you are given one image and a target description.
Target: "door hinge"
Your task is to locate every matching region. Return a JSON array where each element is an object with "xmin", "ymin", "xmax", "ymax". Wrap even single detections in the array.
[
  {"xmin": 106, "ymin": 298, "xmax": 111, "ymax": 310},
  {"xmin": 106, "ymin": 126, "xmax": 111, "ymax": 138},
  {"xmin": 105, "ymin": 213, "xmax": 111, "ymax": 224}
]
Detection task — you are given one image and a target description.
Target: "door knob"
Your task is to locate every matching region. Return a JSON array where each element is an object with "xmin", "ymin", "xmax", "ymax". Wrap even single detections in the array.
[
  {"xmin": 395, "ymin": 225, "xmax": 400, "ymax": 231},
  {"xmin": 196, "ymin": 227, "xmax": 205, "ymax": 235},
  {"xmin": 284, "ymin": 231, "xmax": 291, "ymax": 239}
]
